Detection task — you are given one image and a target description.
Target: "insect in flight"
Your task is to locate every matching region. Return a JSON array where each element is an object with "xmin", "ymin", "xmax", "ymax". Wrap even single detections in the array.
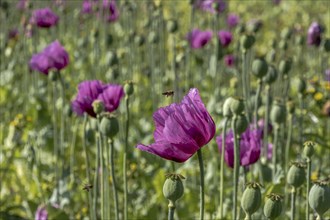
[
  {"xmin": 162, "ymin": 90, "xmax": 174, "ymax": 97},
  {"xmin": 82, "ymin": 183, "xmax": 93, "ymax": 192}
]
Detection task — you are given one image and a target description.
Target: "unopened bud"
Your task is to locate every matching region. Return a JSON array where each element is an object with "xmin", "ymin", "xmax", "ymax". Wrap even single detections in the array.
[
  {"xmin": 230, "ymin": 97, "xmax": 245, "ymax": 115},
  {"xmin": 232, "ymin": 114, "xmax": 248, "ymax": 134},
  {"xmin": 240, "ymin": 35, "xmax": 255, "ymax": 51},
  {"xmin": 270, "ymin": 100, "xmax": 286, "ymax": 124},
  {"xmin": 92, "ymin": 100, "xmax": 104, "ymax": 115},
  {"xmin": 167, "ymin": 20, "xmax": 178, "ymax": 33},
  {"xmin": 303, "ymin": 141, "xmax": 315, "ymax": 159},
  {"xmin": 279, "ymin": 59, "xmax": 292, "ymax": 75},
  {"xmin": 124, "ymin": 81, "xmax": 134, "ymax": 96},
  {"xmin": 223, "ymin": 97, "xmax": 234, "ymax": 118},
  {"xmin": 263, "ymin": 65, "xmax": 278, "ymax": 85},
  {"xmin": 287, "ymin": 162, "xmax": 306, "ymax": 188}
]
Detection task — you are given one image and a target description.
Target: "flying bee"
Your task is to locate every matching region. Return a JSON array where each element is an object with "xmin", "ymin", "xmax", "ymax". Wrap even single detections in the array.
[
  {"xmin": 82, "ymin": 183, "xmax": 93, "ymax": 192},
  {"xmin": 162, "ymin": 90, "xmax": 174, "ymax": 97}
]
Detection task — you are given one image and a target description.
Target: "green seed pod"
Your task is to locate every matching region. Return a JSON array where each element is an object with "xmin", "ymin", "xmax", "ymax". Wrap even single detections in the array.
[
  {"xmin": 233, "ymin": 114, "xmax": 248, "ymax": 134},
  {"xmin": 286, "ymin": 99, "xmax": 295, "ymax": 115},
  {"xmin": 223, "ymin": 97, "xmax": 234, "ymax": 118},
  {"xmin": 270, "ymin": 100, "xmax": 286, "ymax": 124},
  {"xmin": 236, "ymin": 24, "xmax": 245, "ymax": 35},
  {"xmin": 48, "ymin": 71, "xmax": 58, "ymax": 81},
  {"xmin": 100, "ymin": 116, "xmax": 119, "ymax": 138},
  {"xmin": 106, "ymin": 51, "xmax": 118, "ymax": 66},
  {"xmin": 85, "ymin": 128, "xmax": 95, "ymax": 143},
  {"xmin": 260, "ymin": 162, "xmax": 272, "ymax": 183},
  {"xmin": 240, "ymin": 35, "xmax": 255, "ymax": 51},
  {"xmin": 241, "ymin": 182, "xmax": 262, "ymax": 216},
  {"xmin": 279, "ymin": 59, "xmax": 292, "ymax": 75},
  {"xmin": 266, "ymin": 49, "xmax": 276, "ymax": 63},
  {"xmin": 309, "ymin": 181, "xmax": 330, "ymax": 216},
  {"xmin": 124, "ymin": 81, "xmax": 134, "ymax": 96},
  {"xmin": 92, "ymin": 100, "xmax": 104, "ymax": 115},
  {"xmin": 263, "ymin": 65, "xmax": 278, "ymax": 85},
  {"xmin": 163, "ymin": 174, "xmax": 184, "ymax": 204},
  {"xmin": 295, "ymin": 35, "xmax": 304, "ymax": 46},
  {"xmin": 264, "ymin": 194, "xmax": 283, "ymax": 220},
  {"xmin": 297, "ymin": 78, "xmax": 306, "ymax": 94},
  {"xmin": 148, "ymin": 31, "xmax": 159, "ymax": 44},
  {"xmin": 287, "ymin": 162, "xmax": 306, "ymax": 188},
  {"xmin": 134, "ymin": 35, "xmax": 145, "ymax": 46},
  {"xmin": 230, "ymin": 97, "xmax": 245, "ymax": 115},
  {"xmin": 281, "ymin": 27, "xmax": 292, "ymax": 40},
  {"xmin": 252, "ymin": 58, "xmax": 268, "ymax": 78},
  {"xmin": 279, "ymin": 40, "xmax": 288, "ymax": 50},
  {"xmin": 323, "ymin": 38, "xmax": 330, "ymax": 52},
  {"xmin": 303, "ymin": 141, "xmax": 315, "ymax": 159},
  {"xmin": 167, "ymin": 19, "xmax": 178, "ymax": 33}
]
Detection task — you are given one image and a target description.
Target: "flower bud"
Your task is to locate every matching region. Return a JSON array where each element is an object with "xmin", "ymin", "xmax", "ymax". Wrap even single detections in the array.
[
  {"xmin": 264, "ymin": 194, "xmax": 283, "ymax": 219},
  {"xmin": 270, "ymin": 100, "xmax": 286, "ymax": 124},
  {"xmin": 163, "ymin": 174, "xmax": 184, "ymax": 204},
  {"xmin": 230, "ymin": 97, "xmax": 245, "ymax": 115},
  {"xmin": 303, "ymin": 141, "xmax": 315, "ymax": 159},
  {"xmin": 166, "ymin": 19, "xmax": 178, "ymax": 33},
  {"xmin": 323, "ymin": 38, "xmax": 330, "ymax": 52},
  {"xmin": 252, "ymin": 58, "xmax": 268, "ymax": 78},
  {"xmin": 241, "ymin": 182, "xmax": 262, "ymax": 216},
  {"xmin": 263, "ymin": 65, "xmax": 278, "ymax": 85},
  {"xmin": 279, "ymin": 59, "xmax": 292, "ymax": 75},
  {"xmin": 100, "ymin": 115, "xmax": 119, "ymax": 138},
  {"xmin": 148, "ymin": 31, "xmax": 159, "ymax": 44},
  {"xmin": 240, "ymin": 35, "xmax": 255, "ymax": 51},
  {"xmin": 287, "ymin": 162, "xmax": 306, "ymax": 188},
  {"xmin": 223, "ymin": 97, "xmax": 234, "ymax": 118},
  {"xmin": 297, "ymin": 78, "xmax": 306, "ymax": 94},
  {"xmin": 308, "ymin": 181, "xmax": 330, "ymax": 216},
  {"xmin": 233, "ymin": 114, "xmax": 248, "ymax": 134},
  {"xmin": 92, "ymin": 100, "xmax": 104, "ymax": 115},
  {"xmin": 124, "ymin": 81, "xmax": 134, "ymax": 96}
]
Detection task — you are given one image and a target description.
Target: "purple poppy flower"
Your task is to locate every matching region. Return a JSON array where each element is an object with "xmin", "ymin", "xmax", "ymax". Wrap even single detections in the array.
[
  {"xmin": 136, "ymin": 88, "xmax": 216, "ymax": 163},
  {"xmin": 102, "ymin": 0, "xmax": 119, "ymax": 22},
  {"xmin": 43, "ymin": 40, "xmax": 69, "ymax": 71},
  {"xmin": 30, "ymin": 8, "xmax": 59, "ymax": 28},
  {"xmin": 218, "ymin": 30, "xmax": 232, "ymax": 47},
  {"xmin": 216, "ymin": 125, "xmax": 262, "ymax": 168},
  {"xmin": 29, "ymin": 53, "xmax": 54, "ymax": 75},
  {"xmin": 81, "ymin": 0, "xmax": 93, "ymax": 14},
  {"xmin": 325, "ymin": 69, "xmax": 330, "ymax": 82},
  {"xmin": 97, "ymin": 84, "xmax": 124, "ymax": 113},
  {"xmin": 194, "ymin": 0, "xmax": 226, "ymax": 14},
  {"xmin": 227, "ymin": 13, "xmax": 239, "ymax": 28},
  {"xmin": 307, "ymin": 22, "xmax": 322, "ymax": 47},
  {"xmin": 258, "ymin": 119, "xmax": 273, "ymax": 135},
  {"xmin": 187, "ymin": 29, "xmax": 213, "ymax": 49},
  {"xmin": 35, "ymin": 205, "xmax": 48, "ymax": 220},
  {"xmin": 72, "ymin": 80, "xmax": 105, "ymax": 117},
  {"xmin": 224, "ymin": 54, "xmax": 235, "ymax": 67}
]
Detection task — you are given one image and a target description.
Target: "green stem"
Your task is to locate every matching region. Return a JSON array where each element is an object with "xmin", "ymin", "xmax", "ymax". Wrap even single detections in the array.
[
  {"xmin": 82, "ymin": 114, "xmax": 95, "ymax": 220},
  {"xmin": 168, "ymin": 201, "xmax": 175, "ymax": 220},
  {"xmin": 52, "ymin": 81, "xmax": 59, "ymax": 204},
  {"xmin": 306, "ymin": 158, "xmax": 311, "ymax": 220},
  {"xmin": 244, "ymin": 213, "xmax": 252, "ymax": 220},
  {"xmin": 123, "ymin": 96, "xmax": 130, "ymax": 220},
  {"xmin": 232, "ymin": 116, "xmax": 240, "ymax": 220},
  {"xmin": 298, "ymin": 94, "xmax": 304, "ymax": 145},
  {"xmin": 97, "ymin": 117, "xmax": 105, "ymax": 220},
  {"xmin": 93, "ymin": 124, "xmax": 101, "ymax": 219},
  {"xmin": 219, "ymin": 117, "xmax": 229, "ymax": 219},
  {"xmin": 254, "ymin": 80, "xmax": 262, "ymax": 129},
  {"xmin": 285, "ymin": 114, "xmax": 293, "ymax": 174},
  {"xmin": 109, "ymin": 138, "xmax": 119, "ymax": 220},
  {"xmin": 263, "ymin": 85, "xmax": 270, "ymax": 158},
  {"xmin": 272, "ymin": 125, "xmax": 279, "ymax": 181},
  {"xmin": 58, "ymin": 72, "xmax": 65, "ymax": 183},
  {"xmin": 197, "ymin": 149, "xmax": 204, "ymax": 220},
  {"xmin": 70, "ymin": 118, "xmax": 78, "ymax": 184},
  {"xmin": 291, "ymin": 187, "xmax": 296, "ymax": 220}
]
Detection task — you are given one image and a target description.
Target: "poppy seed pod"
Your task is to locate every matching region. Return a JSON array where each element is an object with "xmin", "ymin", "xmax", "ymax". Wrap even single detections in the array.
[
  {"xmin": 134, "ymin": 35, "xmax": 145, "ymax": 46},
  {"xmin": 163, "ymin": 174, "xmax": 184, "ymax": 204},
  {"xmin": 167, "ymin": 19, "xmax": 178, "ymax": 33},
  {"xmin": 252, "ymin": 58, "xmax": 268, "ymax": 78},
  {"xmin": 223, "ymin": 97, "xmax": 234, "ymax": 118},
  {"xmin": 303, "ymin": 141, "xmax": 315, "ymax": 159},
  {"xmin": 287, "ymin": 162, "xmax": 306, "ymax": 188},
  {"xmin": 279, "ymin": 59, "xmax": 292, "ymax": 75},
  {"xmin": 264, "ymin": 194, "xmax": 283, "ymax": 220},
  {"xmin": 323, "ymin": 38, "xmax": 330, "ymax": 52},
  {"xmin": 230, "ymin": 97, "xmax": 245, "ymax": 115},
  {"xmin": 286, "ymin": 100, "xmax": 295, "ymax": 114},
  {"xmin": 92, "ymin": 100, "xmax": 104, "ymax": 115},
  {"xmin": 297, "ymin": 78, "xmax": 306, "ymax": 94},
  {"xmin": 241, "ymin": 182, "xmax": 262, "ymax": 216},
  {"xmin": 124, "ymin": 81, "xmax": 134, "ymax": 96},
  {"xmin": 270, "ymin": 100, "xmax": 286, "ymax": 124},
  {"xmin": 308, "ymin": 181, "xmax": 330, "ymax": 217},
  {"xmin": 281, "ymin": 27, "xmax": 292, "ymax": 40},
  {"xmin": 279, "ymin": 40, "xmax": 288, "ymax": 50},
  {"xmin": 266, "ymin": 49, "xmax": 276, "ymax": 63},
  {"xmin": 240, "ymin": 35, "xmax": 255, "ymax": 51},
  {"xmin": 148, "ymin": 31, "xmax": 159, "ymax": 44},
  {"xmin": 232, "ymin": 114, "xmax": 248, "ymax": 134},
  {"xmin": 100, "ymin": 115, "xmax": 119, "ymax": 138},
  {"xmin": 263, "ymin": 65, "xmax": 278, "ymax": 85}
]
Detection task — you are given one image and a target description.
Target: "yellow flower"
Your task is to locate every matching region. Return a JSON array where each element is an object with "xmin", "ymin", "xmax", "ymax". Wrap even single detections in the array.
[{"xmin": 314, "ymin": 92, "xmax": 323, "ymax": 101}]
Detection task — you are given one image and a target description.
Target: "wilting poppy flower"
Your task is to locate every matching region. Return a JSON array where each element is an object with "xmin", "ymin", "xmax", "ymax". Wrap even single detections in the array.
[
  {"xmin": 97, "ymin": 84, "xmax": 124, "ymax": 113},
  {"xmin": 216, "ymin": 125, "xmax": 262, "ymax": 168},
  {"xmin": 71, "ymin": 80, "xmax": 105, "ymax": 117},
  {"xmin": 307, "ymin": 22, "xmax": 323, "ymax": 46},
  {"xmin": 136, "ymin": 88, "xmax": 216, "ymax": 163},
  {"xmin": 218, "ymin": 30, "xmax": 232, "ymax": 47},
  {"xmin": 102, "ymin": 0, "xmax": 119, "ymax": 22},
  {"xmin": 224, "ymin": 54, "xmax": 235, "ymax": 67},
  {"xmin": 30, "ymin": 8, "xmax": 59, "ymax": 28},
  {"xmin": 187, "ymin": 29, "xmax": 213, "ymax": 49},
  {"xmin": 227, "ymin": 13, "xmax": 239, "ymax": 28},
  {"xmin": 35, "ymin": 205, "xmax": 48, "ymax": 220},
  {"xmin": 194, "ymin": 0, "xmax": 226, "ymax": 14}
]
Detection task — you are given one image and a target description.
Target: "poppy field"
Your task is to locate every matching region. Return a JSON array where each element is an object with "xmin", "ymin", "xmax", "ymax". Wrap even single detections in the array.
[{"xmin": 1, "ymin": 0, "xmax": 330, "ymax": 220}]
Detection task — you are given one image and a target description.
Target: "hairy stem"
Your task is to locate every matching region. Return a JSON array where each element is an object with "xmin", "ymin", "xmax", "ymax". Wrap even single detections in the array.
[{"xmin": 197, "ymin": 149, "xmax": 205, "ymax": 220}]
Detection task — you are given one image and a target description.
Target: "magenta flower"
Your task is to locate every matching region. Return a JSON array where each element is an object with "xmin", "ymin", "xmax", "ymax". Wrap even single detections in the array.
[
  {"xmin": 224, "ymin": 54, "xmax": 235, "ymax": 67},
  {"xmin": 307, "ymin": 22, "xmax": 323, "ymax": 47},
  {"xmin": 216, "ymin": 125, "xmax": 262, "ymax": 168},
  {"xmin": 194, "ymin": 0, "xmax": 226, "ymax": 14},
  {"xmin": 102, "ymin": 0, "xmax": 119, "ymax": 22},
  {"xmin": 8, "ymin": 29, "xmax": 19, "ymax": 40},
  {"xmin": 29, "ymin": 53, "xmax": 54, "ymax": 75},
  {"xmin": 97, "ymin": 84, "xmax": 125, "ymax": 113},
  {"xmin": 35, "ymin": 205, "xmax": 48, "ymax": 220},
  {"xmin": 30, "ymin": 8, "xmax": 59, "ymax": 28},
  {"xmin": 227, "ymin": 13, "xmax": 239, "ymax": 28},
  {"xmin": 187, "ymin": 29, "xmax": 213, "ymax": 49},
  {"xmin": 82, "ymin": 0, "xmax": 93, "ymax": 14},
  {"xmin": 72, "ymin": 80, "xmax": 105, "ymax": 117},
  {"xmin": 136, "ymin": 88, "xmax": 216, "ymax": 163},
  {"xmin": 218, "ymin": 30, "xmax": 232, "ymax": 47}
]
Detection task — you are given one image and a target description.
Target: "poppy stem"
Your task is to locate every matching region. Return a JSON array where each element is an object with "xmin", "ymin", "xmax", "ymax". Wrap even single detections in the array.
[
  {"xmin": 168, "ymin": 201, "xmax": 175, "ymax": 220},
  {"xmin": 93, "ymin": 124, "xmax": 100, "ymax": 220},
  {"xmin": 285, "ymin": 114, "xmax": 293, "ymax": 175},
  {"xmin": 109, "ymin": 138, "xmax": 119, "ymax": 220},
  {"xmin": 219, "ymin": 117, "xmax": 229, "ymax": 219},
  {"xmin": 197, "ymin": 149, "xmax": 204, "ymax": 220},
  {"xmin": 272, "ymin": 125, "xmax": 279, "ymax": 182},
  {"xmin": 52, "ymin": 80, "xmax": 59, "ymax": 204},
  {"xmin": 254, "ymin": 80, "xmax": 262, "ymax": 129},
  {"xmin": 306, "ymin": 158, "xmax": 311, "ymax": 220},
  {"xmin": 290, "ymin": 187, "xmax": 296, "ymax": 220},
  {"xmin": 262, "ymin": 85, "xmax": 270, "ymax": 158},
  {"xmin": 123, "ymin": 96, "xmax": 130, "ymax": 220},
  {"xmin": 232, "ymin": 116, "xmax": 240, "ymax": 220},
  {"xmin": 97, "ymin": 116, "xmax": 105, "ymax": 220}
]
